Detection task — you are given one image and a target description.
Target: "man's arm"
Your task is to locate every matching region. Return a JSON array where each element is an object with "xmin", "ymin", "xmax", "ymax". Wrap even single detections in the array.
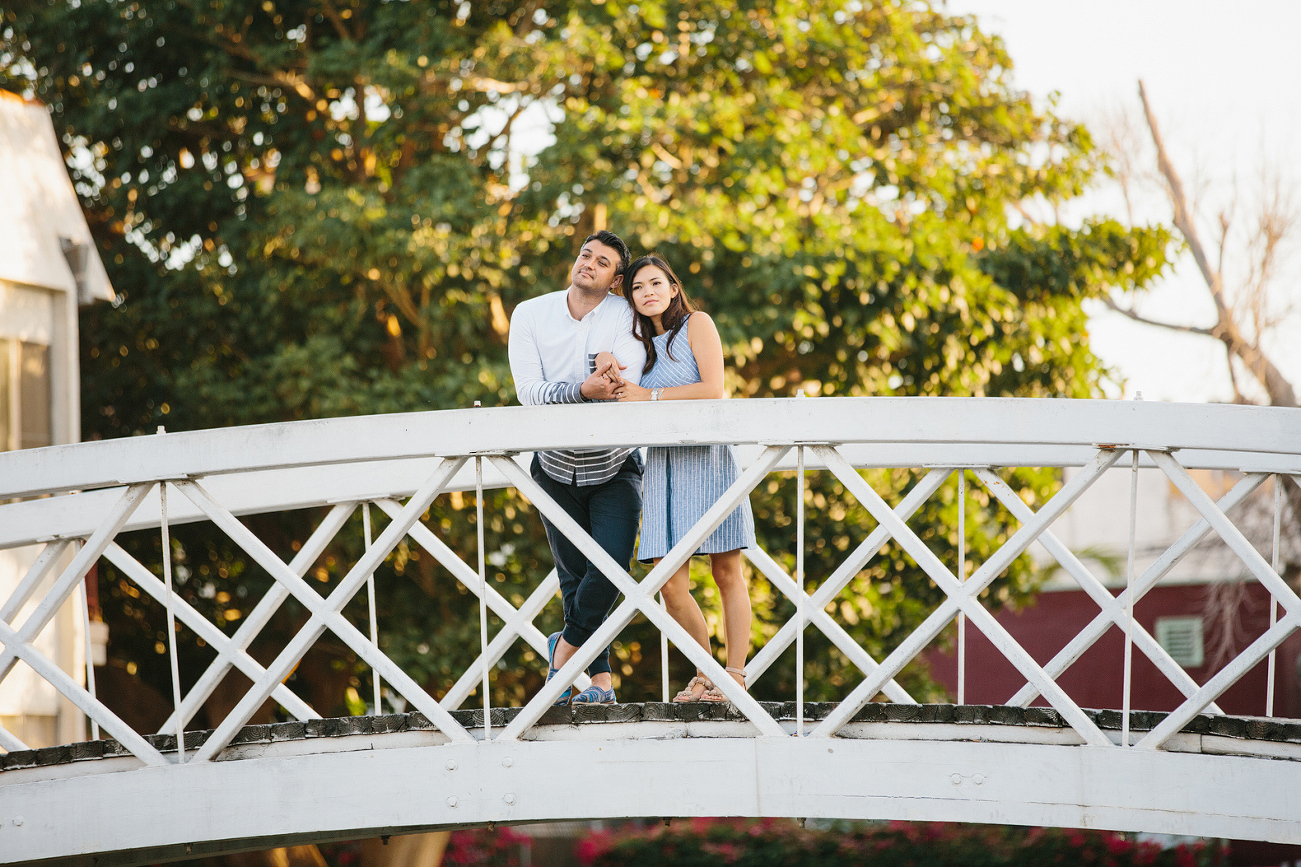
[
  {"xmin": 508, "ymin": 303, "xmax": 620, "ymax": 404},
  {"xmin": 508, "ymin": 305, "xmax": 585, "ymax": 405}
]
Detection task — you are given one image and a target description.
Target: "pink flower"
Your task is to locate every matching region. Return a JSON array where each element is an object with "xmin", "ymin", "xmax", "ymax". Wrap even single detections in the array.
[
  {"xmin": 575, "ymin": 831, "xmax": 614, "ymax": 865},
  {"xmin": 702, "ymin": 842, "xmax": 743, "ymax": 863}
]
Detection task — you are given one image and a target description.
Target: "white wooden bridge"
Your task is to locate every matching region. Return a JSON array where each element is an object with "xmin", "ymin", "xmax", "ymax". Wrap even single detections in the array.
[{"xmin": 0, "ymin": 397, "xmax": 1298, "ymax": 865}]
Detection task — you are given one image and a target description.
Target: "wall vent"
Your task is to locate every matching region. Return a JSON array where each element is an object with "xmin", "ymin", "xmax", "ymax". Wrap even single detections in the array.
[{"xmin": 1154, "ymin": 615, "xmax": 1205, "ymax": 668}]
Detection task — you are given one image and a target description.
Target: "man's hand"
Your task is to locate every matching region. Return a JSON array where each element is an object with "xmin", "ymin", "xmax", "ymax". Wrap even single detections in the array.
[{"xmin": 580, "ymin": 370, "xmax": 621, "ymax": 400}]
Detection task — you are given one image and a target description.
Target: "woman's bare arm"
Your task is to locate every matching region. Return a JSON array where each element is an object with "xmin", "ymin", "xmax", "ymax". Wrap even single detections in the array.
[{"xmin": 614, "ymin": 313, "xmax": 725, "ymax": 401}]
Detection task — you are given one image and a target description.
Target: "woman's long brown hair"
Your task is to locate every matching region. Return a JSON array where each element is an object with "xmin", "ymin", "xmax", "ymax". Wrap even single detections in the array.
[{"xmin": 625, "ymin": 255, "xmax": 696, "ymax": 374}]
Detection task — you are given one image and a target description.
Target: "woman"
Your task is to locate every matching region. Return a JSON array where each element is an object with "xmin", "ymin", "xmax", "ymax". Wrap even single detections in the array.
[{"xmin": 595, "ymin": 254, "xmax": 756, "ymax": 702}]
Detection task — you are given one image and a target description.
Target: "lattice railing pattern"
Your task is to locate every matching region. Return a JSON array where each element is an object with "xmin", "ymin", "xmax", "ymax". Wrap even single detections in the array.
[{"xmin": 0, "ymin": 398, "xmax": 1297, "ymax": 768}]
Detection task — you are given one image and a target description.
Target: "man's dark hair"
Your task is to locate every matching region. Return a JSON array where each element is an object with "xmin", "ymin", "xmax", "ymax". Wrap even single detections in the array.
[{"xmin": 585, "ymin": 230, "xmax": 631, "ymax": 277}]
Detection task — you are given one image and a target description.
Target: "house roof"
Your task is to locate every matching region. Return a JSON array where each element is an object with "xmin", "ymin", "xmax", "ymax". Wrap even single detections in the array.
[{"xmin": 0, "ymin": 90, "xmax": 114, "ymax": 303}]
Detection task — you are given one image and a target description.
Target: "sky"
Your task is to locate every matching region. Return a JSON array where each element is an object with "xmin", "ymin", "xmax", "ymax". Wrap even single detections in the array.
[{"xmin": 944, "ymin": 0, "xmax": 1301, "ymax": 403}]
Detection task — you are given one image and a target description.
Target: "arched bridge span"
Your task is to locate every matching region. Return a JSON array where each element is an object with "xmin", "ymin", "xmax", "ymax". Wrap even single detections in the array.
[{"xmin": 0, "ymin": 398, "xmax": 1298, "ymax": 864}]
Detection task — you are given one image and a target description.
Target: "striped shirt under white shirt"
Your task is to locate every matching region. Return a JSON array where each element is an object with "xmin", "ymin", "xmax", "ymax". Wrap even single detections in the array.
[{"xmin": 508, "ymin": 288, "xmax": 647, "ymax": 486}]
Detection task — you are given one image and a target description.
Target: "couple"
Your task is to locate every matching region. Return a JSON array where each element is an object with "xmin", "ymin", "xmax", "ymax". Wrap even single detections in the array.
[{"xmin": 507, "ymin": 229, "xmax": 755, "ymax": 706}]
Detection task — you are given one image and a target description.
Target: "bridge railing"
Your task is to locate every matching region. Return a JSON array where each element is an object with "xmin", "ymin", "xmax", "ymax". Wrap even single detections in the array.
[{"xmin": 0, "ymin": 397, "xmax": 1298, "ymax": 772}]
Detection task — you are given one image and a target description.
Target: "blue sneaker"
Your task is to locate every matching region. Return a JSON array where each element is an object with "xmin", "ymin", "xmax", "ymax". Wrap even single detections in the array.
[
  {"xmin": 571, "ymin": 684, "xmax": 616, "ymax": 706},
  {"xmin": 546, "ymin": 631, "xmax": 571, "ymax": 706}
]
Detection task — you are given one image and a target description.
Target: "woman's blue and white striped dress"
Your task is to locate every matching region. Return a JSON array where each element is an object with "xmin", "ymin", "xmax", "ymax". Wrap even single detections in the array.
[{"xmin": 637, "ymin": 318, "xmax": 756, "ymax": 562}]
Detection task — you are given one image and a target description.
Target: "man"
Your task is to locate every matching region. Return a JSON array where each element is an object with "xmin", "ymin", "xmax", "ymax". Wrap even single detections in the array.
[{"xmin": 508, "ymin": 230, "xmax": 647, "ymax": 705}]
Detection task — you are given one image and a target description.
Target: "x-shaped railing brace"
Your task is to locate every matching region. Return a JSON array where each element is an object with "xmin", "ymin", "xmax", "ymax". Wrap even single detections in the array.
[
  {"xmin": 495, "ymin": 447, "xmax": 792, "ymax": 741},
  {"xmin": 742, "ymin": 466, "xmax": 953, "ymax": 704},
  {"xmin": 810, "ymin": 446, "xmax": 1123, "ymax": 745},
  {"xmin": 1135, "ymin": 453, "xmax": 1301, "ymax": 749},
  {"xmin": 150, "ymin": 502, "xmax": 354, "ymax": 734},
  {"xmin": 5, "ymin": 444, "xmax": 1291, "ymax": 762},
  {"xmin": 369, "ymin": 498, "xmax": 589, "ymax": 709},
  {"xmin": 102, "ymin": 541, "xmax": 320, "ymax": 727},
  {"xmin": 183, "ymin": 459, "xmax": 479, "ymax": 762},
  {"xmin": 0, "ymin": 485, "xmax": 168, "ymax": 765},
  {"xmin": 0, "ymin": 539, "xmax": 71, "ymax": 751},
  {"xmin": 1001, "ymin": 470, "xmax": 1270, "ymax": 713}
]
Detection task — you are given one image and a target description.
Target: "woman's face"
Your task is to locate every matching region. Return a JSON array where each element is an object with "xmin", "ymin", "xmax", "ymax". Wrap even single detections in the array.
[{"xmin": 629, "ymin": 264, "xmax": 679, "ymax": 320}]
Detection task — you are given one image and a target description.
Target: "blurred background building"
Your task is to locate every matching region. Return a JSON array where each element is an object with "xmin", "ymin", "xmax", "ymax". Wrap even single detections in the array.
[
  {"xmin": 930, "ymin": 467, "xmax": 1301, "ymax": 719},
  {"xmin": 0, "ymin": 89, "xmax": 115, "ymax": 747}
]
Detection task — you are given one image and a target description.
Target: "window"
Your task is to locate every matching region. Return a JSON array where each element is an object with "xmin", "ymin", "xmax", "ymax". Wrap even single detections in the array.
[
  {"xmin": 1, "ymin": 338, "xmax": 51, "ymax": 451},
  {"xmin": 1154, "ymin": 615, "xmax": 1205, "ymax": 668}
]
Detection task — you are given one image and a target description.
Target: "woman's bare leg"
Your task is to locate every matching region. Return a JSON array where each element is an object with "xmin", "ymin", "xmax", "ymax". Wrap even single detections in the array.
[
  {"xmin": 710, "ymin": 550, "xmax": 750, "ymax": 688},
  {"xmin": 657, "ymin": 557, "xmax": 713, "ymax": 698}
]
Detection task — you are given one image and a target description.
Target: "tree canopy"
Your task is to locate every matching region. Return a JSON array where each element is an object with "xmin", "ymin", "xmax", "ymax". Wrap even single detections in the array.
[{"xmin": 2, "ymin": 0, "xmax": 1174, "ymax": 717}]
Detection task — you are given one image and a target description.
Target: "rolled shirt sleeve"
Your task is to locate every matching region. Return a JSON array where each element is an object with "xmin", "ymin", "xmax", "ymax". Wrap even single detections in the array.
[{"xmin": 508, "ymin": 297, "xmax": 587, "ymax": 405}]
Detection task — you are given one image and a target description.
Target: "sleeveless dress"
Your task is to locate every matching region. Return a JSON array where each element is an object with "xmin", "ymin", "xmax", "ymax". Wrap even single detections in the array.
[{"xmin": 636, "ymin": 317, "xmax": 756, "ymax": 562}]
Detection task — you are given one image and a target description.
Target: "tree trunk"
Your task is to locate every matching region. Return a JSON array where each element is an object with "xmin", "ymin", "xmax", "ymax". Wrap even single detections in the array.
[{"xmin": 1137, "ymin": 81, "xmax": 1298, "ymax": 409}]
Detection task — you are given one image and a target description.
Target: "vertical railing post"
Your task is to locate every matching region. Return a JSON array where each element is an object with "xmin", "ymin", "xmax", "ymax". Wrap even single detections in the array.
[
  {"xmin": 660, "ymin": 592, "xmax": 669, "ymax": 703},
  {"xmin": 957, "ymin": 469, "xmax": 966, "ymax": 707},
  {"xmin": 796, "ymin": 445, "xmax": 805, "ymax": 737},
  {"xmin": 1122, "ymin": 450, "xmax": 1139, "ymax": 747},
  {"xmin": 1267, "ymin": 477, "xmax": 1282, "ymax": 717},
  {"xmin": 363, "ymin": 502, "xmax": 381, "ymax": 715},
  {"xmin": 476, "ymin": 456, "xmax": 491, "ymax": 737},
  {"xmin": 76, "ymin": 541, "xmax": 100, "ymax": 741},
  {"xmin": 159, "ymin": 482, "xmax": 186, "ymax": 762}
]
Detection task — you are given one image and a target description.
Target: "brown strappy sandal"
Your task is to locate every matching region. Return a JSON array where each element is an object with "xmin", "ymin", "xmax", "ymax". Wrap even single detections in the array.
[
  {"xmin": 672, "ymin": 674, "xmax": 713, "ymax": 702},
  {"xmin": 700, "ymin": 667, "xmax": 747, "ymax": 702}
]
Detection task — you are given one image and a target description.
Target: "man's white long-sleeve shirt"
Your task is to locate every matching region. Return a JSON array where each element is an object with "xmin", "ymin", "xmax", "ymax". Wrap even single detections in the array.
[{"xmin": 508, "ymin": 289, "xmax": 647, "ymax": 486}]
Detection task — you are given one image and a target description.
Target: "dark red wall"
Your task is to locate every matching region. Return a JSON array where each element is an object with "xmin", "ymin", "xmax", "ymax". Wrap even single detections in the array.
[{"xmin": 926, "ymin": 583, "xmax": 1301, "ymax": 719}]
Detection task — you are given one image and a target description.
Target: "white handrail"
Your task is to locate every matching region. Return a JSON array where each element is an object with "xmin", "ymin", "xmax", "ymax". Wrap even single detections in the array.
[
  {"xmin": 0, "ymin": 398, "xmax": 1296, "ymax": 769},
  {"xmin": 1, "ymin": 398, "xmax": 1298, "ymax": 501}
]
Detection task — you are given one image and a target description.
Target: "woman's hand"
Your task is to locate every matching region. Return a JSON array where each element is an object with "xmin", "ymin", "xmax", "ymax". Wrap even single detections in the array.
[
  {"xmin": 593, "ymin": 351, "xmax": 625, "ymax": 384},
  {"xmin": 613, "ymin": 382, "xmax": 653, "ymax": 401}
]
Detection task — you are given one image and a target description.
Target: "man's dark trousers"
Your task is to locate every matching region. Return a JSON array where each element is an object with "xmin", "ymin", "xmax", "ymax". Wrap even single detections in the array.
[{"xmin": 530, "ymin": 453, "xmax": 642, "ymax": 676}]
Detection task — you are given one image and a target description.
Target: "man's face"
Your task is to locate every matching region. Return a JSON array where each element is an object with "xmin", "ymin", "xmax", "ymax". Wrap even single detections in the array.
[{"xmin": 570, "ymin": 239, "xmax": 623, "ymax": 294}]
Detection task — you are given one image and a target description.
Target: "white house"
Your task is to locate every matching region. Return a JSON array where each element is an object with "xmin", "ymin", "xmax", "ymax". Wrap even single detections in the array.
[{"xmin": 0, "ymin": 89, "xmax": 115, "ymax": 748}]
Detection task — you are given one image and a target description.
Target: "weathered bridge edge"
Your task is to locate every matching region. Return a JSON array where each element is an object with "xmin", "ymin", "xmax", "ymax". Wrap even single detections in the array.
[{"xmin": 5, "ymin": 702, "xmax": 1299, "ymax": 773}]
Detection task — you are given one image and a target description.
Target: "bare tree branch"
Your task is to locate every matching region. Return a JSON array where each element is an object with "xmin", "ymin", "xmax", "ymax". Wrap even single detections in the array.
[
  {"xmin": 1114, "ymin": 87, "xmax": 1301, "ymax": 586},
  {"xmin": 317, "ymin": 0, "xmax": 356, "ymax": 43},
  {"xmin": 1225, "ymin": 347, "xmax": 1248, "ymax": 405},
  {"xmin": 1100, "ymin": 295, "xmax": 1215, "ymax": 336},
  {"xmin": 1216, "ymin": 208, "xmax": 1232, "ymax": 284},
  {"xmin": 1138, "ymin": 82, "xmax": 1230, "ymax": 320},
  {"xmin": 1137, "ymin": 80, "xmax": 1297, "ymax": 407}
]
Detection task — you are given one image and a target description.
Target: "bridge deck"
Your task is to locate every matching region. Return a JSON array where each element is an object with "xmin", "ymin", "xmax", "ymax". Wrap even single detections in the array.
[
  {"xmin": 4, "ymin": 703, "xmax": 1299, "ymax": 781},
  {"xmin": 5, "ymin": 703, "xmax": 1301, "ymax": 864},
  {"xmin": 3, "ymin": 400, "xmax": 1300, "ymax": 861}
]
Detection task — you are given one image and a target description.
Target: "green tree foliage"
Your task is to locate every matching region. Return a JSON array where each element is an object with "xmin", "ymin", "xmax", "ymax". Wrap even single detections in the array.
[{"xmin": 2, "ymin": 0, "xmax": 1174, "ymax": 716}]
